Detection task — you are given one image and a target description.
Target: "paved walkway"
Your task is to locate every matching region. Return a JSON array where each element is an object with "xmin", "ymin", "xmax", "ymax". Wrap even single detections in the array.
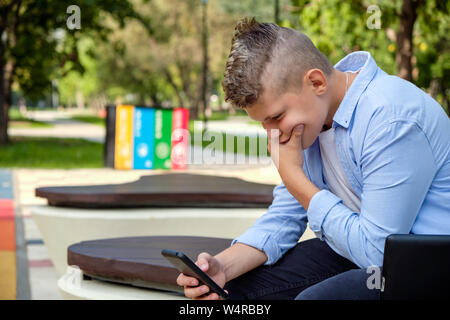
[
  {"xmin": 9, "ymin": 111, "xmax": 267, "ymax": 142},
  {"xmin": 201, "ymin": 116, "xmax": 266, "ymax": 137},
  {"xmin": 0, "ymin": 170, "xmax": 18, "ymax": 300},
  {"xmin": 8, "ymin": 111, "xmax": 105, "ymax": 143},
  {"xmin": 15, "ymin": 166, "xmax": 280, "ymax": 299},
  {"xmin": 0, "ymin": 169, "xmax": 31, "ymax": 300},
  {"xmin": 3, "ymin": 110, "xmax": 280, "ymax": 299}
]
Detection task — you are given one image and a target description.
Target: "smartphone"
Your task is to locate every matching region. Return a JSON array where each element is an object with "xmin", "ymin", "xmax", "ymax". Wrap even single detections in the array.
[{"xmin": 161, "ymin": 249, "xmax": 229, "ymax": 300}]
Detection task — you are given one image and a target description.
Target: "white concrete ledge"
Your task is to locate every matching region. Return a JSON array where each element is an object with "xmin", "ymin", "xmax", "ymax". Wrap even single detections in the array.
[
  {"xmin": 31, "ymin": 205, "xmax": 267, "ymax": 276},
  {"xmin": 58, "ymin": 266, "xmax": 188, "ymax": 300}
]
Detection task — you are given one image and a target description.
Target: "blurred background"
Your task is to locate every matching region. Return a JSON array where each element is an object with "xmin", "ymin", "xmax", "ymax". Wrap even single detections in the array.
[
  {"xmin": 0, "ymin": 0, "xmax": 448, "ymax": 168},
  {"xmin": 0, "ymin": 0, "xmax": 449, "ymax": 300}
]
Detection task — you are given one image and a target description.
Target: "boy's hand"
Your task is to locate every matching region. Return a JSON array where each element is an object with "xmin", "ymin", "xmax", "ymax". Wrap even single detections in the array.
[
  {"xmin": 268, "ymin": 124, "xmax": 305, "ymax": 179},
  {"xmin": 176, "ymin": 252, "xmax": 228, "ymax": 300}
]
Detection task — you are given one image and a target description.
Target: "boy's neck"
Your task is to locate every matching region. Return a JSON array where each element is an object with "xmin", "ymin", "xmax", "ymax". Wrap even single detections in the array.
[{"xmin": 322, "ymin": 69, "xmax": 358, "ymax": 132}]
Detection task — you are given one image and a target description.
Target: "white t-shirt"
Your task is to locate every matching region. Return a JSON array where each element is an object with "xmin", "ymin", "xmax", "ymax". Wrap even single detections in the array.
[{"xmin": 318, "ymin": 127, "xmax": 362, "ymax": 214}]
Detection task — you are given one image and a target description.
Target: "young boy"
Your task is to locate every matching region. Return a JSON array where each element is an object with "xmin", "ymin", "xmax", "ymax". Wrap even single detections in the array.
[{"xmin": 177, "ymin": 17, "xmax": 450, "ymax": 300}]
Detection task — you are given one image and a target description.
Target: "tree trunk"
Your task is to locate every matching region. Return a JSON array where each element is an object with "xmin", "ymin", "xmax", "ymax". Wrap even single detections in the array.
[
  {"xmin": 396, "ymin": 0, "xmax": 420, "ymax": 82},
  {"xmin": 0, "ymin": 38, "xmax": 9, "ymax": 145},
  {"xmin": 274, "ymin": 0, "xmax": 280, "ymax": 24},
  {"xmin": 76, "ymin": 87, "xmax": 85, "ymax": 109},
  {"xmin": 163, "ymin": 68, "xmax": 186, "ymax": 108},
  {"xmin": 0, "ymin": 1, "xmax": 21, "ymax": 145},
  {"xmin": 149, "ymin": 92, "xmax": 160, "ymax": 107}
]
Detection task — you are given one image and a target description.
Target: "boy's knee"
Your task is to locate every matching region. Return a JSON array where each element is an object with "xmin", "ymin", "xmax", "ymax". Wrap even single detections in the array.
[{"xmin": 295, "ymin": 283, "xmax": 328, "ymax": 300}]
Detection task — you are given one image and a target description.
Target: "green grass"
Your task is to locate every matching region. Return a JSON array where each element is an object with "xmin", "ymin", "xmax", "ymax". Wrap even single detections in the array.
[
  {"xmin": 189, "ymin": 129, "xmax": 270, "ymax": 158},
  {"xmin": 248, "ymin": 120, "xmax": 262, "ymax": 126},
  {"xmin": 197, "ymin": 111, "xmax": 230, "ymax": 121},
  {"xmin": 71, "ymin": 115, "xmax": 106, "ymax": 127},
  {"xmin": 0, "ymin": 137, "xmax": 103, "ymax": 168},
  {"xmin": 188, "ymin": 116, "xmax": 268, "ymax": 157},
  {"xmin": 0, "ymin": 133, "xmax": 267, "ymax": 169}
]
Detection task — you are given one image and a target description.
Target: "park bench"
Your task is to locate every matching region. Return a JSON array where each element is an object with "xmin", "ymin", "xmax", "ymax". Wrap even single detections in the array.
[
  {"xmin": 57, "ymin": 234, "xmax": 450, "ymax": 300},
  {"xmin": 59, "ymin": 236, "xmax": 231, "ymax": 299},
  {"xmin": 35, "ymin": 173, "xmax": 276, "ymax": 208},
  {"xmin": 32, "ymin": 173, "xmax": 279, "ymax": 276}
]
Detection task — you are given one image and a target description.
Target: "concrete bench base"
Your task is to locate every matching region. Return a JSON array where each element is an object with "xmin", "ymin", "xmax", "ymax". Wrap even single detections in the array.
[
  {"xmin": 58, "ymin": 266, "xmax": 188, "ymax": 300},
  {"xmin": 31, "ymin": 205, "xmax": 268, "ymax": 276}
]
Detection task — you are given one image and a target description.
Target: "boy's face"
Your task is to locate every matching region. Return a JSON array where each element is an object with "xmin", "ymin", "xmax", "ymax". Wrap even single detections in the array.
[{"xmin": 244, "ymin": 73, "xmax": 329, "ymax": 150}]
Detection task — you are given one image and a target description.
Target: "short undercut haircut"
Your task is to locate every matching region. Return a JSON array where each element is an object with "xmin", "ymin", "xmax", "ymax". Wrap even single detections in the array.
[{"xmin": 222, "ymin": 17, "xmax": 334, "ymax": 109}]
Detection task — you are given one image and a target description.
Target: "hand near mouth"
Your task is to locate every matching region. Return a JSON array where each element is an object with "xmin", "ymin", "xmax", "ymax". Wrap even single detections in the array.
[
  {"xmin": 267, "ymin": 124, "xmax": 305, "ymax": 177},
  {"xmin": 267, "ymin": 124, "xmax": 320, "ymax": 212}
]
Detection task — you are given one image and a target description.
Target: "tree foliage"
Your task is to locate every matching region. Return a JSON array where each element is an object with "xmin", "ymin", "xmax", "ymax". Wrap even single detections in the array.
[
  {"xmin": 0, "ymin": 0, "xmax": 150, "ymax": 143},
  {"xmin": 289, "ymin": 0, "xmax": 449, "ymax": 112},
  {"xmin": 2, "ymin": 0, "xmax": 448, "ymax": 146}
]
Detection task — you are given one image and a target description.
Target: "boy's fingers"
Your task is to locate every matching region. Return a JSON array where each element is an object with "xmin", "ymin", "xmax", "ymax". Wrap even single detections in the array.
[
  {"xmin": 185, "ymin": 285, "xmax": 210, "ymax": 299},
  {"xmin": 197, "ymin": 253, "xmax": 211, "ymax": 271},
  {"xmin": 206, "ymin": 293, "xmax": 220, "ymax": 300},
  {"xmin": 177, "ymin": 273, "xmax": 198, "ymax": 287},
  {"xmin": 196, "ymin": 259, "xmax": 209, "ymax": 272},
  {"xmin": 194, "ymin": 292, "xmax": 220, "ymax": 300}
]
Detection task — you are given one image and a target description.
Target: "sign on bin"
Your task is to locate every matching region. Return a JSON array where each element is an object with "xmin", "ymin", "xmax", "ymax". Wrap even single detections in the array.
[{"xmin": 111, "ymin": 105, "xmax": 189, "ymax": 170}]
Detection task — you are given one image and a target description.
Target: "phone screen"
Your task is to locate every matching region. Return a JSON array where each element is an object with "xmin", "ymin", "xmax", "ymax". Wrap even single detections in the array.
[{"xmin": 161, "ymin": 249, "xmax": 229, "ymax": 299}]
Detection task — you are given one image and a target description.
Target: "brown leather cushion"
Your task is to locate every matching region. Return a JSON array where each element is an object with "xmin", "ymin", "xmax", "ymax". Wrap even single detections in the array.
[
  {"xmin": 68, "ymin": 236, "xmax": 232, "ymax": 292},
  {"xmin": 36, "ymin": 173, "xmax": 275, "ymax": 208}
]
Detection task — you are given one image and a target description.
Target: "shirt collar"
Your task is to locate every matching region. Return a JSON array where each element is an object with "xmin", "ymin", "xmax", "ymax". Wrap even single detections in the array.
[{"xmin": 332, "ymin": 51, "xmax": 378, "ymax": 129}]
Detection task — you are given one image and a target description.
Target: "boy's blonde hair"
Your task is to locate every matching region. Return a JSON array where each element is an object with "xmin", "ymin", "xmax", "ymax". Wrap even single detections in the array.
[{"xmin": 222, "ymin": 17, "xmax": 333, "ymax": 109}]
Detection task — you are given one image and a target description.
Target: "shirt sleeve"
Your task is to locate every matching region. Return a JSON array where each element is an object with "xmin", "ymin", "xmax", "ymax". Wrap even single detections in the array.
[
  {"xmin": 231, "ymin": 168, "xmax": 308, "ymax": 265},
  {"xmin": 307, "ymin": 120, "xmax": 437, "ymax": 268}
]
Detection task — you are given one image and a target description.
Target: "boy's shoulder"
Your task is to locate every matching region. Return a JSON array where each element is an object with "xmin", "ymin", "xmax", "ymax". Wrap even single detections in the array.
[
  {"xmin": 364, "ymin": 71, "xmax": 425, "ymax": 118},
  {"xmin": 353, "ymin": 69, "xmax": 444, "ymax": 132},
  {"xmin": 349, "ymin": 68, "xmax": 449, "ymax": 166}
]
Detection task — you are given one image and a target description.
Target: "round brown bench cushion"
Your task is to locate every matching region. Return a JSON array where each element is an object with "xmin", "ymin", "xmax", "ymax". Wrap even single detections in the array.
[
  {"xmin": 36, "ymin": 173, "xmax": 275, "ymax": 208},
  {"xmin": 67, "ymin": 236, "xmax": 232, "ymax": 293}
]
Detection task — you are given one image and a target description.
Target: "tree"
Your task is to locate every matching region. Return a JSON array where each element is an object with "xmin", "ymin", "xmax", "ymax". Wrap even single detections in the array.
[
  {"xmin": 289, "ymin": 0, "xmax": 449, "ymax": 112},
  {"xmin": 92, "ymin": 0, "xmax": 241, "ymax": 118},
  {"xmin": 58, "ymin": 37, "xmax": 104, "ymax": 110},
  {"xmin": 0, "ymin": 0, "xmax": 151, "ymax": 144},
  {"xmin": 92, "ymin": 0, "xmax": 203, "ymax": 110}
]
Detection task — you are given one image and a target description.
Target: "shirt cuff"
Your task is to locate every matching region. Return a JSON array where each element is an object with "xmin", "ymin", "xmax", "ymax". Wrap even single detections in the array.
[
  {"xmin": 231, "ymin": 229, "xmax": 281, "ymax": 265},
  {"xmin": 307, "ymin": 189, "xmax": 342, "ymax": 239}
]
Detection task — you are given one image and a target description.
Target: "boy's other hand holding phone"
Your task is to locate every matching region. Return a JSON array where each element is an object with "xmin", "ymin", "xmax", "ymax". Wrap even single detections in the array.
[{"xmin": 176, "ymin": 252, "xmax": 228, "ymax": 300}]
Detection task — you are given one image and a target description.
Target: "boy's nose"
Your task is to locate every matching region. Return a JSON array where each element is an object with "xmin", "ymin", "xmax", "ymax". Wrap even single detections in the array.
[{"xmin": 262, "ymin": 120, "xmax": 278, "ymax": 131}]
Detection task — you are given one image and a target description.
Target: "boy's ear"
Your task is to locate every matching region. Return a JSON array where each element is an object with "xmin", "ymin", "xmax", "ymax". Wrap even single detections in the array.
[{"xmin": 304, "ymin": 69, "xmax": 327, "ymax": 95}]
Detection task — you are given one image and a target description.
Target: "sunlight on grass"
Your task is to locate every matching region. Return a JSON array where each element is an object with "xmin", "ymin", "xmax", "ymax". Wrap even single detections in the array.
[{"xmin": 0, "ymin": 137, "xmax": 103, "ymax": 168}]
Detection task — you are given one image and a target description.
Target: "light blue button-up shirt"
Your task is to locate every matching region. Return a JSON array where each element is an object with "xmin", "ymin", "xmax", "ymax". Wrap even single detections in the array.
[{"xmin": 232, "ymin": 51, "xmax": 450, "ymax": 269}]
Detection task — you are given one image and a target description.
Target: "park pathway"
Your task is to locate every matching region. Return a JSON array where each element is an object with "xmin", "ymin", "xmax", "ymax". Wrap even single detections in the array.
[{"xmin": 8, "ymin": 110, "xmax": 105, "ymax": 143}]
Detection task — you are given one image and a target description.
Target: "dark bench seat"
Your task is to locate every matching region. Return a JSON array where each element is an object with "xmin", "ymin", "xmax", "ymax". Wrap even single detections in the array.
[
  {"xmin": 68, "ymin": 236, "xmax": 232, "ymax": 293},
  {"xmin": 36, "ymin": 173, "xmax": 276, "ymax": 208}
]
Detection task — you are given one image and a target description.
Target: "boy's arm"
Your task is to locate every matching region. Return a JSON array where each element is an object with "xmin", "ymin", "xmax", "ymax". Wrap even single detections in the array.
[
  {"xmin": 231, "ymin": 173, "xmax": 309, "ymax": 266},
  {"xmin": 306, "ymin": 120, "xmax": 437, "ymax": 268},
  {"xmin": 178, "ymin": 175, "xmax": 309, "ymax": 298},
  {"xmin": 214, "ymin": 242, "xmax": 268, "ymax": 282}
]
